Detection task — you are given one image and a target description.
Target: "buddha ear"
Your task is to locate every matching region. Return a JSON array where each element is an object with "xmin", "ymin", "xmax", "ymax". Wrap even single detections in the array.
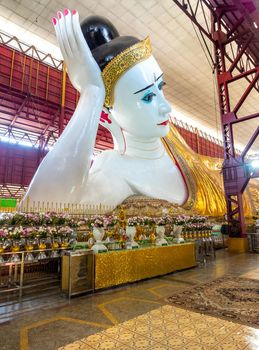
[{"xmin": 99, "ymin": 109, "xmax": 126, "ymax": 154}]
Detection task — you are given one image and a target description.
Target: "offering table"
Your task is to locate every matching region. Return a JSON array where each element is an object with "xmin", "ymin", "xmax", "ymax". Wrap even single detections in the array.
[{"xmin": 94, "ymin": 242, "xmax": 196, "ymax": 290}]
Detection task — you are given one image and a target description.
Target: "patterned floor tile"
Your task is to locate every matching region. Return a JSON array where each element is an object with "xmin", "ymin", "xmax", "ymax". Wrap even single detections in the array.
[
  {"xmin": 193, "ymin": 334, "xmax": 223, "ymax": 347},
  {"xmin": 60, "ymin": 304, "xmax": 259, "ymax": 350},
  {"xmin": 82, "ymin": 339, "xmax": 128, "ymax": 350},
  {"xmin": 213, "ymin": 342, "xmax": 247, "ymax": 350},
  {"xmin": 144, "ymin": 346, "xmax": 172, "ymax": 350},
  {"xmin": 158, "ymin": 335, "xmax": 191, "ymax": 348},
  {"xmin": 125, "ymin": 338, "xmax": 160, "ymax": 349},
  {"xmin": 179, "ymin": 328, "xmax": 203, "ymax": 339},
  {"xmin": 183, "ymin": 343, "xmax": 212, "ymax": 350},
  {"xmin": 80, "ymin": 333, "xmax": 127, "ymax": 350},
  {"xmin": 142, "ymin": 326, "xmax": 176, "ymax": 343},
  {"xmin": 58, "ymin": 340, "xmax": 95, "ymax": 350},
  {"xmin": 121, "ymin": 321, "xmax": 161, "ymax": 335},
  {"xmin": 104, "ymin": 327, "xmax": 140, "ymax": 344}
]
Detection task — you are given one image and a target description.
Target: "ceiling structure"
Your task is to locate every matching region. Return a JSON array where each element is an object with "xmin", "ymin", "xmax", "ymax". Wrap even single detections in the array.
[{"xmin": 0, "ymin": 0, "xmax": 258, "ymax": 152}]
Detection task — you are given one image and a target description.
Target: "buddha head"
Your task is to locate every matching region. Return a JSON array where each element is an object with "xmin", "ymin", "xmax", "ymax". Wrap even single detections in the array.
[{"xmin": 81, "ymin": 16, "xmax": 171, "ymax": 141}]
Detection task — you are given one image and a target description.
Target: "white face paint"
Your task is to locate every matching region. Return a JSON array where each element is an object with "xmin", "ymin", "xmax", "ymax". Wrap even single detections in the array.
[{"xmin": 111, "ymin": 56, "xmax": 171, "ymax": 139}]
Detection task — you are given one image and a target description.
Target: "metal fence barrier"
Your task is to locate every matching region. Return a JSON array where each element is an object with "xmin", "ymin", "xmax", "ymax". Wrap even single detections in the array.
[{"xmin": 0, "ymin": 249, "xmax": 62, "ymax": 299}]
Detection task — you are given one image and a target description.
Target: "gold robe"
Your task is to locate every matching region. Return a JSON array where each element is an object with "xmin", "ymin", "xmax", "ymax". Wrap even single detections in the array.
[{"xmin": 163, "ymin": 124, "xmax": 258, "ymax": 217}]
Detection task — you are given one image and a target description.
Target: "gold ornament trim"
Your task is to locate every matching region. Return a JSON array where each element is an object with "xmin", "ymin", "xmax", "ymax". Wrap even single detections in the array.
[{"xmin": 101, "ymin": 37, "xmax": 152, "ymax": 108}]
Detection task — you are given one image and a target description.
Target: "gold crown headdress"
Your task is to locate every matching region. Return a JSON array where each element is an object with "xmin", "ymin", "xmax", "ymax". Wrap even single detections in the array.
[{"xmin": 101, "ymin": 37, "xmax": 152, "ymax": 108}]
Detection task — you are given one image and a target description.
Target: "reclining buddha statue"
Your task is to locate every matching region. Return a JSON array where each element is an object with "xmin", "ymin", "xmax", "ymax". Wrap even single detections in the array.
[{"xmin": 21, "ymin": 9, "xmax": 258, "ymax": 217}]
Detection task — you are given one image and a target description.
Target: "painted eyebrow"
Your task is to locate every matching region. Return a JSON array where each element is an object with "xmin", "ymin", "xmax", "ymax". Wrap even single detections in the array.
[
  {"xmin": 133, "ymin": 83, "xmax": 154, "ymax": 95},
  {"xmin": 156, "ymin": 73, "xmax": 163, "ymax": 81},
  {"xmin": 133, "ymin": 73, "xmax": 164, "ymax": 94}
]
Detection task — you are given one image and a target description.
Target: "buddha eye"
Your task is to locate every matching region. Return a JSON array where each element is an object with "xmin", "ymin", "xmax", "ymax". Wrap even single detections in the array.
[
  {"xmin": 141, "ymin": 92, "xmax": 156, "ymax": 103},
  {"xmin": 158, "ymin": 81, "xmax": 166, "ymax": 90}
]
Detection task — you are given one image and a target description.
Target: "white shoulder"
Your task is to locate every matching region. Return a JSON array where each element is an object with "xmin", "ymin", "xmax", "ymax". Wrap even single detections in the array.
[
  {"xmin": 90, "ymin": 149, "xmax": 121, "ymax": 174},
  {"xmin": 82, "ymin": 150, "xmax": 133, "ymax": 206}
]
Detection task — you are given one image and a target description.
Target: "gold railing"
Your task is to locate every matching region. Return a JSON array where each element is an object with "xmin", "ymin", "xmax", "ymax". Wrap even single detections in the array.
[{"xmin": 0, "ymin": 198, "xmax": 115, "ymax": 215}]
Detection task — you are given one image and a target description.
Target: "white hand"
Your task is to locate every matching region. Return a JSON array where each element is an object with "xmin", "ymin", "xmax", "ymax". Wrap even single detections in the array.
[{"xmin": 53, "ymin": 9, "xmax": 105, "ymax": 94}]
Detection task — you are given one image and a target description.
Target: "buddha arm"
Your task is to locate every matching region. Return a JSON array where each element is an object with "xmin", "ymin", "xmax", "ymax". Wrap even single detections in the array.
[{"xmin": 22, "ymin": 87, "xmax": 104, "ymax": 205}]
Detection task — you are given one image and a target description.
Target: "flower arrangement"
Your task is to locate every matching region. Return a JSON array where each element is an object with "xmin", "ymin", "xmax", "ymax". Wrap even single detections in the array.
[
  {"xmin": 184, "ymin": 222, "xmax": 213, "ymax": 233},
  {"xmin": 0, "ymin": 211, "xmax": 213, "ymax": 251},
  {"xmin": 127, "ymin": 217, "xmax": 139, "ymax": 227},
  {"xmin": 171, "ymin": 215, "xmax": 208, "ymax": 227},
  {"xmin": 104, "ymin": 215, "xmax": 118, "ymax": 228},
  {"xmin": 0, "ymin": 212, "xmax": 75, "ymax": 228},
  {"xmin": 20, "ymin": 227, "xmax": 37, "ymax": 239},
  {"xmin": 138, "ymin": 216, "xmax": 150, "ymax": 226},
  {"xmin": 57, "ymin": 226, "xmax": 74, "ymax": 237},
  {"xmin": 147, "ymin": 217, "xmax": 156, "ymax": 226},
  {"xmin": 0, "ymin": 229, "xmax": 7, "ymax": 242},
  {"xmin": 37, "ymin": 226, "xmax": 48, "ymax": 239},
  {"xmin": 172, "ymin": 215, "xmax": 187, "ymax": 226},
  {"xmin": 156, "ymin": 217, "xmax": 167, "ymax": 226},
  {"xmin": 10, "ymin": 226, "xmax": 24, "ymax": 240},
  {"xmin": 65, "ymin": 217, "xmax": 79, "ymax": 228},
  {"xmin": 90, "ymin": 215, "xmax": 105, "ymax": 228},
  {"xmin": 77, "ymin": 219, "xmax": 87, "ymax": 227},
  {"xmin": 186, "ymin": 215, "xmax": 206, "ymax": 224},
  {"xmin": 163, "ymin": 215, "xmax": 174, "ymax": 224}
]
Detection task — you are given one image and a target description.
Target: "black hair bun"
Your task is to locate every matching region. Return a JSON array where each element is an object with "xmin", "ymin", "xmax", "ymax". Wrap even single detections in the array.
[{"xmin": 81, "ymin": 15, "xmax": 139, "ymax": 71}]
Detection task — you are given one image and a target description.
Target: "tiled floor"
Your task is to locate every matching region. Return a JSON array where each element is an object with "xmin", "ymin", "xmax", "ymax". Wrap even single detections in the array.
[
  {"xmin": 0, "ymin": 250, "xmax": 259, "ymax": 350},
  {"xmin": 58, "ymin": 305, "xmax": 259, "ymax": 350}
]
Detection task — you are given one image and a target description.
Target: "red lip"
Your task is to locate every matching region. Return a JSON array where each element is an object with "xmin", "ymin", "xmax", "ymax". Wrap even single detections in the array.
[{"xmin": 157, "ymin": 120, "xmax": 169, "ymax": 126}]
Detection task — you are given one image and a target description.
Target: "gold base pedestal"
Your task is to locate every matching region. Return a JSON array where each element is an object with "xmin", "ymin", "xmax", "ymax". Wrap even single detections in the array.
[{"xmin": 228, "ymin": 237, "xmax": 248, "ymax": 253}]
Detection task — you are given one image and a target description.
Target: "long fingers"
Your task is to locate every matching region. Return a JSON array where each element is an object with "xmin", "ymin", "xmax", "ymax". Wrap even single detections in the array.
[
  {"xmin": 63, "ymin": 9, "xmax": 78, "ymax": 54},
  {"xmin": 52, "ymin": 9, "xmax": 92, "ymax": 60},
  {"xmin": 71, "ymin": 10, "xmax": 93, "ymax": 61},
  {"xmin": 52, "ymin": 16, "xmax": 67, "ymax": 61},
  {"xmin": 57, "ymin": 11, "xmax": 72, "ymax": 58}
]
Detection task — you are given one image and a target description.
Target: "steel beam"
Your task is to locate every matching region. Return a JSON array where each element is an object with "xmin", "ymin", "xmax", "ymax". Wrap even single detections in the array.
[{"xmin": 172, "ymin": 0, "xmax": 259, "ymax": 236}]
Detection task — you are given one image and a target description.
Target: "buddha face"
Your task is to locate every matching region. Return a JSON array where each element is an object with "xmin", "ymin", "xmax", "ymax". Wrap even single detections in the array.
[{"xmin": 111, "ymin": 56, "xmax": 171, "ymax": 138}]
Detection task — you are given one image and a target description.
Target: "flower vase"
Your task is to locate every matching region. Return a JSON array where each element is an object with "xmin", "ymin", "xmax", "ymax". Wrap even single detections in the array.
[
  {"xmin": 39, "ymin": 239, "xmax": 46, "ymax": 250},
  {"xmin": 52, "ymin": 238, "xmax": 59, "ymax": 250},
  {"xmin": 10, "ymin": 241, "xmax": 21, "ymax": 262},
  {"xmin": 61, "ymin": 237, "xmax": 69, "ymax": 249},
  {"xmin": 173, "ymin": 225, "xmax": 185, "ymax": 243},
  {"xmin": 37, "ymin": 239, "xmax": 47, "ymax": 260},
  {"xmin": 26, "ymin": 239, "xmax": 34, "ymax": 251},
  {"xmin": 25, "ymin": 239, "xmax": 34, "ymax": 262},
  {"xmin": 91, "ymin": 227, "xmax": 108, "ymax": 253},
  {"xmin": 25, "ymin": 252, "xmax": 35, "ymax": 262},
  {"xmin": 155, "ymin": 226, "xmax": 168, "ymax": 246},
  {"xmin": 125, "ymin": 226, "xmax": 139, "ymax": 249},
  {"xmin": 50, "ymin": 250, "xmax": 59, "ymax": 258},
  {"xmin": 37, "ymin": 251, "xmax": 47, "ymax": 260}
]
